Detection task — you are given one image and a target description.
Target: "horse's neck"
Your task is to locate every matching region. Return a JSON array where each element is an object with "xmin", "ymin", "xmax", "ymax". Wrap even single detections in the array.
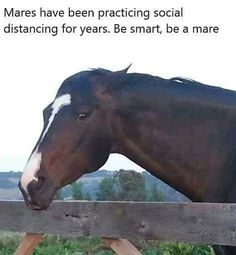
[{"xmin": 111, "ymin": 88, "xmax": 236, "ymax": 202}]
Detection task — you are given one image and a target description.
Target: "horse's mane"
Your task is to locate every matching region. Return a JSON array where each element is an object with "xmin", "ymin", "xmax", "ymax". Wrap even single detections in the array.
[
  {"xmin": 61, "ymin": 68, "xmax": 236, "ymax": 107},
  {"xmin": 87, "ymin": 68, "xmax": 236, "ymax": 106},
  {"xmin": 90, "ymin": 68, "xmax": 113, "ymax": 75},
  {"xmin": 89, "ymin": 68, "xmax": 219, "ymax": 91}
]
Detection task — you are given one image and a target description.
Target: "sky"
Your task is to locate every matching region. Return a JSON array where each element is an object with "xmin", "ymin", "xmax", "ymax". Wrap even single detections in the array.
[{"xmin": 0, "ymin": 0, "xmax": 235, "ymax": 172}]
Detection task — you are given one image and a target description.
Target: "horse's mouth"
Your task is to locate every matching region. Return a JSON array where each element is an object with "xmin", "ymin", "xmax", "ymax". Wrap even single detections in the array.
[
  {"xmin": 18, "ymin": 180, "xmax": 56, "ymax": 211},
  {"xmin": 24, "ymin": 194, "xmax": 53, "ymax": 211},
  {"xmin": 28, "ymin": 202, "xmax": 50, "ymax": 211}
]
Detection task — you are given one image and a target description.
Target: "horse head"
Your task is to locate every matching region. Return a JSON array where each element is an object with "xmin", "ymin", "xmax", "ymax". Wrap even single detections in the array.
[{"xmin": 19, "ymin": 67, "xmax": 130, "ymax": 210}]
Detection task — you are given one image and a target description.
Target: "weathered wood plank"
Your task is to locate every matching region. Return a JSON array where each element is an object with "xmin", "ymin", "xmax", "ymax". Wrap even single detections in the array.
[
  {"xmin": 102, "ymin": 238, "xmax": 142, "ymax": 255},
  {"xmin": 14, "ymin": 233, "xmax": 43, "ymax": 255},
  {"xmin": 1, "ymin": 201, "xmax": 236, "ymax": 246}
]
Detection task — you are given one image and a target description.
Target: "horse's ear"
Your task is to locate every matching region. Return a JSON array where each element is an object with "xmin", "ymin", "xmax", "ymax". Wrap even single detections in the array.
[
  {"xmin": 92, "ymin": 65, "xmax": 132, "ymax": 95},
  {"xmin": 116, "ymin": 64, "xmax": 132, "ymax": 74}
]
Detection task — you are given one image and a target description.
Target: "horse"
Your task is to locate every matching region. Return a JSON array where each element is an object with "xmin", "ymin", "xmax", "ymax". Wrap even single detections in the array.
[{"xmin": 19, "ymin": 67, "xmax": 236, "ymax": 255}]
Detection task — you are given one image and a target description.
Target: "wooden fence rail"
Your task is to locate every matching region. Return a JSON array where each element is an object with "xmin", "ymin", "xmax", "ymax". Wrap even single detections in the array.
[{"xmin": 1, "ymin": 201, "xmax": 236, "ymax": 247}]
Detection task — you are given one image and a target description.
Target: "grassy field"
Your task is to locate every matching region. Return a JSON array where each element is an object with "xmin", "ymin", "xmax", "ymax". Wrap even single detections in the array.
[{"xmin": 0, "ymin": 232, "xmax": 214, "ymax": 255}]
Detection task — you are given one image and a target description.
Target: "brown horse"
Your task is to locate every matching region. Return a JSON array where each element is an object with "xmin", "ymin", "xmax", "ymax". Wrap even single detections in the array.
[{"xmin": 19, "ymin": 67, "xmax": 236, "ymax": 255}]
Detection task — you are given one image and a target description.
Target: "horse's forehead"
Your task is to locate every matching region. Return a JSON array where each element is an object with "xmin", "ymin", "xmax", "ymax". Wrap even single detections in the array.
[
  {"xmin": 53, "ymin": 94, "xmax": 71, "ymax": 111},
  {"xmin": 39, "ymin": 94, "xmax": 71, "ymax": 144}
]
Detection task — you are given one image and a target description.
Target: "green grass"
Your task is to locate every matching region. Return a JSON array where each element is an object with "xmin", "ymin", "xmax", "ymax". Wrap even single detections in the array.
[{"xmin": 0, "ymin": 232, "xmax": 214, "ymax": 255}]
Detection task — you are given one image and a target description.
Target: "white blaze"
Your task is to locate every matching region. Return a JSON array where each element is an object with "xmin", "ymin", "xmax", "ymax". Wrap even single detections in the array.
[
  {"xmin": 40, "ymin": 94, "xmax": 71, "ymax": 143},
  {"xmin": 21, "ymin": 151, "xmax": 42, "ymax": 191},
  {"xmin": 20, "ymin": 94, "xmax": 71, "ymax": 193}
]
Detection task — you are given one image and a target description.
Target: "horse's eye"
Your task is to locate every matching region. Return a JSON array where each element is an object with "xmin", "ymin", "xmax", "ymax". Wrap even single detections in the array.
[{"xmin": 78, "ymin": 113, "xmax": 87, "ymax": 120}]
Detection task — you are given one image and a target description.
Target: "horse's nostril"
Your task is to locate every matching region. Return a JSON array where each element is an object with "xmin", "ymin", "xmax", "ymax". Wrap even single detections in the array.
[{"xmin": 36, "ymin": 177, "xmax": 45, "ymax": 191}]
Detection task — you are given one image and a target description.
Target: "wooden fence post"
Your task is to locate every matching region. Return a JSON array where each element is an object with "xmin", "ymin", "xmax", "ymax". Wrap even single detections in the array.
[
  {"xmin": 102, "ymin": 238, "xmax": 142, "ymax": 255},
  {"xmin": 14, "ymin": 233, "xmax": 43, "ymax": 255},
  {"xmin": 15, "ymin": 235, "xmax": 142, "ymax": 255}
]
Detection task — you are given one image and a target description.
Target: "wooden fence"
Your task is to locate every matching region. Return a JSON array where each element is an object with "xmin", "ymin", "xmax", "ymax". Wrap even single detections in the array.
[{"xmin": 1, "ymin": 201, "xmax": 236, "ymax": 254}]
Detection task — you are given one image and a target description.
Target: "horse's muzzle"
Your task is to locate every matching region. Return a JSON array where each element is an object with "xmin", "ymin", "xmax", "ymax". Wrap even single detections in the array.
[{"xmin": 18, "ymin": 178, "xmax": 57, "ymax": 210}]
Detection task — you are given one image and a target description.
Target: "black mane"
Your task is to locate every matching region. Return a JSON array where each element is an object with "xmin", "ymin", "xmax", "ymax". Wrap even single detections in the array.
[
  {"xmin": 90, "ymin": 68, "xmax": 113, "ymax": 76},
  {"xmin": 58, "ymin": 68, "xmax": 236, "ymax": 107}
]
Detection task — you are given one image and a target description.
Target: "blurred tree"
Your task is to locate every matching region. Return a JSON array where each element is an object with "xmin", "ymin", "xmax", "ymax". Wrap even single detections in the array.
[
  {"xmin": 72, "ymin": 182, "xmax": 84, "ymax": 200},
  {"xmin": 96, "ymin": 170, "xmax": 166, "ymax": 202},
  {"xmin": 96, "ymin": 177, "xmax": 117, "ymax": 201},
  {"xmin": 54, "ymin": 189, "xmax": 63, "ymax": 200},
  {"xmin": 147, "ymin": 184, "xmax": 166, "ymax": 202},
  {"xmin": 0, "ymin": 178, "xmax": 15, "ymax": 189},
  {"xmin": 84, "ymin": 192, "xmax": 92, "ymax": 201},
  {"xmin": 115, "ymin": 169, "xmax": 146, "ymax": 201}
]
